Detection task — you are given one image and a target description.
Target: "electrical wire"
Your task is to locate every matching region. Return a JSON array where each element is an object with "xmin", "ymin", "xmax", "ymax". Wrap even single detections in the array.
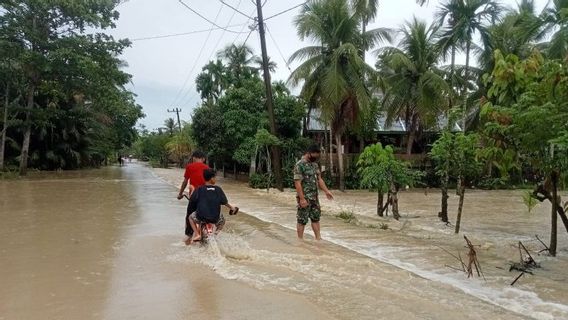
[
  {"xmin": 130, "ymin": 24, "xmax": 248, "ymax": 41},
  {"xmin": 264, "ymin": 1, "xmax": 306, "ymax": 21},
  {"xmin": 178, "ymin": 0, "xmax": 244, "ymax": 33},
  {"xmin": 218, "ymin": 0, "xmax": 253, "ymax": 20},
  {"xmin": 265, "ymin": 24, "xmax": 291, "ymax": 71},
  {"xmin": 169, "ymin": 4, "xmax": 225, "ymax": 107},
  {"xmin": 177, "ymin": 0, "xmax": 247, "ymax": 107},
  {"xmin": 179, "ymin": 8, "xmax": 257, "ymax": 107}
]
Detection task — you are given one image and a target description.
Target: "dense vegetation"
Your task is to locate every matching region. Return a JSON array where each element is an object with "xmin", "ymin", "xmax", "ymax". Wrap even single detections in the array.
[{"xmin": 0, "ymin": 0, "xmax": 144, "ymax": 174}]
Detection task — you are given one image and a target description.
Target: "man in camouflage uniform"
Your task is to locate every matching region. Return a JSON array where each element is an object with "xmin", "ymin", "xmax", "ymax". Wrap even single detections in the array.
[{"xmin": 293, "ymin": 144, "xmax": 333, "ymax": 240}]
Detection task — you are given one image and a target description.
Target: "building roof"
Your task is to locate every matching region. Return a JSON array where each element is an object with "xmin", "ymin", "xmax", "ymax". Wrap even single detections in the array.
[{"xmin": 306, "ymin": 109, "xmax": 461, "ymax": 133}]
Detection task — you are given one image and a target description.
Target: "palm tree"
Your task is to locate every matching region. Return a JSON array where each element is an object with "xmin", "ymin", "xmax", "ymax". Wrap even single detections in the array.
[
  {"xmin": 537, "ymin": 0, "xmax": 568, "ymax": 59},
  {"xmin": 351, "ymin": 0, "xmax": 380, "ymax": 57},
  {"xmin": 217, "ymin": 43, "xmax": 259, "ymax": 85},
  {"xmin": 288, "ymin": 0, "xmax": 390, "ymax": 191},
  {"xmin": 377, "ymin": 17, "xmax": 450, "ymax": 155},
  {"xmin": 164, "ymin": 118, "xmax": 176, "ymax": 136},
  {"xmin": 196, "ymin": 59, "xmax": 227, "ymax": 104},
  {"xmin": 435, "ymin": 0, "xmax": 502, "ymax": 130},
  {"xmin": 272, "ymin": 80, "xmax": 290, "ymax": 97},
  {"xmin": 476, "ymin": 0, "xmax": 541, "ymax": 73},
  {"xmin": 253, "ymin": 56, "xmax": 277, "ymax": 77}
]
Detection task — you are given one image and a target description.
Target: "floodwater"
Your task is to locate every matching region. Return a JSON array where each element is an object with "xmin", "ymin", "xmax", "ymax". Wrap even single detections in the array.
[{"xmin": 1, "ymin": 164, "xmax": 567, "ymax": 319}]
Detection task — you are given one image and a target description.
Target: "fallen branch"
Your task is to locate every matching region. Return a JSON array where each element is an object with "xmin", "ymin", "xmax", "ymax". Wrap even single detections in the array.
[
  {"xmin": 437, "ymin": 245, "xmax": 466, "ymax": 272},
  {"xmin": 510, "ymin": 272, "xmax": 525, "ymax": 286},
  {"xmin": 535, "ymin": 235, "xmax": 550, "ymax": 254},
  {"xmin": 509, "ymin": 241, "xmax": 540, "ymax": 286},
  {"xmin": 464, "ymin": 236, "xmax": 486, "ymax": 281}
]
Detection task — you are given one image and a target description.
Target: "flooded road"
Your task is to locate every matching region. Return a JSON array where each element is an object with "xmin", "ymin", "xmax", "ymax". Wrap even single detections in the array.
[
  {"xmin": 0, "ymin": 165, "xmax": 329, "ymax": 319},
  {"xmin": 1, "ymin": 164, "xmax": 566, "ymax": 319}
]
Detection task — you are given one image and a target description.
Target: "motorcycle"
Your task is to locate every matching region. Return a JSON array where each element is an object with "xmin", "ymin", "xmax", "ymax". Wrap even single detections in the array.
[{"xmin": 183, "ymin": 194, "xmax": 238, "ymax": 244}]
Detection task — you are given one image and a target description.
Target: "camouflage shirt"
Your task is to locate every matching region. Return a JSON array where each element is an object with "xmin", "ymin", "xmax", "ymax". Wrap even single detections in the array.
[{"xmin": 293, "ymin": 158, "xmax": 321, "ymax": 200}]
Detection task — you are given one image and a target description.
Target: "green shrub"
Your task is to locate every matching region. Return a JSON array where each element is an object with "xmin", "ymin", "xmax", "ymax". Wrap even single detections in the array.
[
  {"xmin": 522, "ymin": 191, "xmax": 538, "ymax": 213},
  {"xmin": 476, "ymin": 177, "xmax": 507, "ymax": 190},
  {"xmin": 337, "ymin": 210, "xmax": 357, "ymax": 223},
  {"xmin": 249, "ymin": 173, "xmax": 273, "ymax": 189}
]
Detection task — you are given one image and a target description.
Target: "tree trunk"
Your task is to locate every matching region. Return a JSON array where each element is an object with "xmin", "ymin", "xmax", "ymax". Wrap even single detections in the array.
[
  {"xmin": 266, "ymin": 146, "xmax": 272, "ymax": 174},
  {"xmin": 233, "ymin": 163, "xmax": 237, "ymax": 180},
  {"xmin": 455, "ymin": 179, "xmax": 465, "ymax": 234},
  {"xmin": 406, "ymin": 130, "xmax": 415, "ymax": 155},
  {"xmin": 19, "ymin": 85, "xmax": 35, "ymax": 176},
  {"xmin": 0, "ymin": 84, "xmax": 8, "ymax": 171},
  {"xmin": 439, "ymin": 170, "xmax": 450, "ymax": 223},
  {"xmin": 335, "ymin": 132, "xmax": 345, "ymax": 191},
  {"xmin": 463, "ymin": 41, "xmax": 471, "ymax": 132},
  {"xmin": 550, "ymin": 172, "xmax": 559, "ymax": 256},
  {"xmin": 390, "ymin": 184, "xmax": 400, "ymax": 220},
  {"xmin": 359, "ymin": 138, "xmax": 365, "ymax": 153},
  {"xmin": 533, "ymin": 180, "xmax": 568, "ymax": 233},
  {"xmin": 249, "ymin": 149, "xmax": 257, "ymax": 178},
  {"xmin": 406, "ymin": 115, "xmax": 417, "ymax": 155},
  {"xmin": 329, "ymin": 125, "xmax": 334, "ymax": 175},
  {"xmin": 377, "ymin": 191, "xmax": 384, "ymax": 217},
  {"xmin": 450, "ymin": 45, "xmax": 456, "ymax": 78}
]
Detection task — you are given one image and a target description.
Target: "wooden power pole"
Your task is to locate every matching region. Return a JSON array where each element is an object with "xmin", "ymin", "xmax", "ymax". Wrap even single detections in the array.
[
  {"xmin": 255, "ymin": 0, "xmax": 283, "ymax": 191},
  {"xmin": 167, "ymin": 108, "xmax": 183, "ymax": 133}
]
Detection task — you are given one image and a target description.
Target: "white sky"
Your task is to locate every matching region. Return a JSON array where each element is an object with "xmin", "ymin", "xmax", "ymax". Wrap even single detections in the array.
[{"xmin": 109, "ymin": 0, "xmax": 549, "ymax": 130}]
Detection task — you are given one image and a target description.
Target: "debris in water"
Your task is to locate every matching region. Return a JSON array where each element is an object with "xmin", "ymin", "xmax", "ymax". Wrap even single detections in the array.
[{"xmin": 509, "ymin": 241, "xmax": 540, "ymax": 286}]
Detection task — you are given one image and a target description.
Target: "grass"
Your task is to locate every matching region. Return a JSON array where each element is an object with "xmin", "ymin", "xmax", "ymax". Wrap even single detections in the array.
[
  {"xmin": 0, "ymin": 169, "xmax": 19, "ymax": 179},
  {"xmin": 336, "ymin": 210, "xmax": 357, "ymax": 223}
]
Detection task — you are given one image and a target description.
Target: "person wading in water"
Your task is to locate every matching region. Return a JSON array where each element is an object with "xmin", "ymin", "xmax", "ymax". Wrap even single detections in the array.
[{"xmin": 293, "ymin": 144, "xmax": 333, "ymax": 240}]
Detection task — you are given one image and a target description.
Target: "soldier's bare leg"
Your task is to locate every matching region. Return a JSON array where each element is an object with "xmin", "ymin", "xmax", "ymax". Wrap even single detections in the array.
[
  {"xmin": 297, "ymin": 223, "xmax": 306, "ymax": 239},
  {"xmin": 311, "ymin": 222, "xmax": 321, "ymax": 240}
]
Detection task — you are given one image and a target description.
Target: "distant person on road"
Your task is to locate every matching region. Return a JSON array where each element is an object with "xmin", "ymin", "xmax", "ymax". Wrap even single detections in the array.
[
  {"xmin": 117, "ymin": 155, "xmax": 123, "ymax": 167},
  {"xmin": 293, "ymin": 144, "xmax": 333, "ymax": 240},
  {"xmin": 178, "ymin": 151, "xmax": 210, "ymax": 245},
  {"xmin": 187, "ymin": 169, "xmax": 238, "ymax": 244}
]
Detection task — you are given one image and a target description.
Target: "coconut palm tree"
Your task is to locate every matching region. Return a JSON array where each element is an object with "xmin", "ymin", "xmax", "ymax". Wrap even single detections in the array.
[
  {"xmin": 164, "ymin": 118, "xmax": 176, "ymax": 136},
  {"xmin": 435, "ymin": 0, "xmax": 502, "ymax": 130},
  {"xmin": 536, "ymin": 0, "xmax": 568, "ymax": 59},
  {"xmin": 288, "ymin": 0, "xmax": 390, "ymax": 191},
  {"xmin": 217, "ymin": 43, "xmax": 259, "ymax": 85},
  {"xmin": 476, "ymin": 0, "xmax": 541, "ymax": 73},
  {"xmin": 377, "ymin": 17, "xmax": 450, "ymax": 155}
]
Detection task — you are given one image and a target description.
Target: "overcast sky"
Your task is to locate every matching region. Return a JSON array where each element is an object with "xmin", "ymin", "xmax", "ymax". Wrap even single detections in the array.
[{"xmin": 108, "ymin": 0, "xmax": 549, "ymax": 131}]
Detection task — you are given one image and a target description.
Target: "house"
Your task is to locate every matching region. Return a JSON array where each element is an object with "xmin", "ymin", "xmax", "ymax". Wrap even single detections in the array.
[{"xmin": 303, "ymin": 109, "xmax": 461, "ymax": 168}]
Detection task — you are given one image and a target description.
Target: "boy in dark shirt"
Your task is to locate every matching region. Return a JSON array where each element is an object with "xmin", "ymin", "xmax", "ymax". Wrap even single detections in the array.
[{"xmin": 188, "ymin": 169, "xmax": 237, "ymax": 243}]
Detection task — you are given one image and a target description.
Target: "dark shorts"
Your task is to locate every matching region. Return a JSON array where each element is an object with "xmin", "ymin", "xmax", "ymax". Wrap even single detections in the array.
[{"xmin": 297, "ymin": 197, "xmax": 321, "ymax": 225}]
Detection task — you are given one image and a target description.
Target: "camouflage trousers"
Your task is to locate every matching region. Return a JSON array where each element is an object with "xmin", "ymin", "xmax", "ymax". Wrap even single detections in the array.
[{"xmin": 296, "ymin": 197, "xmax": 321, "ymax": 225}]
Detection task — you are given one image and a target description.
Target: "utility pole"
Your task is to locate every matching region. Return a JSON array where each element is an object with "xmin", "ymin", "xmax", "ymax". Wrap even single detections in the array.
[
  {"xmin": 255, "ymin": 0, "xmax": 283, "ymax": 191},
  {"xmin": 167, "ymin": 108, "xmax": 183, "ymax": 132}
]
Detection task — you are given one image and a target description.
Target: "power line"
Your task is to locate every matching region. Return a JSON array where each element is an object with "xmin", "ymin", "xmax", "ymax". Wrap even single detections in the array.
[
  {"xmin": 130, "ymin": 24, "xmax": 248, "ymax": 41},
  {"xmin": 178, "ymin": 0, "xmax": 243, "ymax": 34},
  {"xmin": 179, "ymin": 7, "xmax": 257, "ymax": 108},
  {"xmin": 170, "ymin": 4, "xmax": 225, "ymax": 108},
  {"xmin": 218, "ymin": 0, "xmax": 253, "ymax": 20},
  {"xmin": 242, "ymin": 27, "xmax": 255, "ymax": 46},
  {"xmin": 264, "ymin": 1, "xmax": 306, "ymax": 21},
  {"xmin": 209, "ymin": 0, "xmax": 244, "ymax": 60},
  {"xmin": 265, "ymin": 24, "xmax": 291, "ymax": 71},
  {"xmin": 178, "ymin": 1, "xmax": 247, "ymax": 107}
]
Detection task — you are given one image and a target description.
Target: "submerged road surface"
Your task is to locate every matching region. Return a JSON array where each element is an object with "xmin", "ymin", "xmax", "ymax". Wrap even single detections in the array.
[{"xmin": 0, "ymin": 164, "xmax": 543, "ymax": 319}]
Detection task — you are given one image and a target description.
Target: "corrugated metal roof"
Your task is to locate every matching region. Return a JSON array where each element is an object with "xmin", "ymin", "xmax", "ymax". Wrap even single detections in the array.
[{"xmin": 306, "ymin": 109, "xmax": 461, "ymax": 133}]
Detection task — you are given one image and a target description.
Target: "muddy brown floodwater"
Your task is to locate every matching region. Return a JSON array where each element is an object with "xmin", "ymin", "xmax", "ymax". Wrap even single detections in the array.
[{"xmin": 1, "ymin": 163, "xmax": 567, "ymax": 320}]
